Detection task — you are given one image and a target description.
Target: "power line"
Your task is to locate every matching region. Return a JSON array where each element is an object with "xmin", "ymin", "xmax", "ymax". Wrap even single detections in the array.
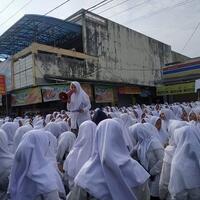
[
  {"xmin": 124, "ymin": 0, "xmax": 194, "ymax": 25},
  {"xmin": 97, "ymin": 0, "xmax": 131, "ymax": 14},
  {"xmin": 107, "ymin": 0, "xmax": 149, "ymax": 18},
  {"xmin": 89, "ymin": 0, "xmax": 115, "ymax": 12},
  {"xmin": 44, "ymin": 0, "xmax": 71, "ymax": 16},
  {"xmin": 0, "ymin": 0, "xmax": 16, "ymax": 14},
  {"xmin": 87, "ymin": 0, "xmax": 112, "ymax": 11},
  {"xmin": 0, "ymin": 0, "xmax": 32, "ymax": 27},
  {"xmin": 181, "ymin": 21, "xmax": 200, "ymax": 52}
]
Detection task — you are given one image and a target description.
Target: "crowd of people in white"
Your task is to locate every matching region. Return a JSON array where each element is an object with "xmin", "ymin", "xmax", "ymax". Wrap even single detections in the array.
[{"xmin": 0, "ymin": 82, "xmax": 200, "ymax": 200}]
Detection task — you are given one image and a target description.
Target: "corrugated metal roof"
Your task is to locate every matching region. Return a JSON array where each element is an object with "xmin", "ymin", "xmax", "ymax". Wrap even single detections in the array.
[{"xmin": 0, "ymin": 14, "xmax": 82, "ymax": 56}]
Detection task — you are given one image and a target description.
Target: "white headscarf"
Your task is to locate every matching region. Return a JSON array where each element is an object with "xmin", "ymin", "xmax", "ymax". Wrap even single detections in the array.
[
  {"xmin": 13, "ymin": 125, "xmax": 33, "ymax": 153},
  {"xmin": 169, "ymin": 126, "xmax": 200, "ymax": 195},
  {"xmin": 45, "ymin": 114, "xmax": 52, "ymax": 124},
  {"xmin": 64, "ymin": 121, "xmax": 96, "ymax": 187},
  {"xmin": 57, "ymin": 121, "xmax": 69, "ymax": 134},
  {"xmin": 75, "ymin": 119, "xmax": 150, "ymax": 200},
  {"xmin": 33, "ymin": 119, "xmax": 44, "ymax": 130},
  {"xmin": 129, "ymin": 123, "xmax": 163, "ymax": 170},
  {"xmin": 45, "ymin": 122, "xmax": 61, "ymax": 138},
  {"xmin": 150, "ymin": 116, "xmax": 169, "ymax": 146},
  {"xmin": 1, "ymin": 122, "xmax": 19, "ymax": 153},
  {"xmin": 0, "ymin": 129, "xmax": 13, "ymax": 176},
  {"xmin": 164, "ymin": 120, "xmax": 188, "ymax": 164},
  {"xmin": 8, "ymin": 130, "xmax": 65, "ymax": 200},
  {"xmin": 114, "ymin": 117, "xmax": 134, "ymax": 151},
  {"xmin": 57, "ymin": 131, "xmax": 76, "ymax": 164},
  {"xmin": 67, "ymin": 81, "xmax": 90, "ymax": 111}
]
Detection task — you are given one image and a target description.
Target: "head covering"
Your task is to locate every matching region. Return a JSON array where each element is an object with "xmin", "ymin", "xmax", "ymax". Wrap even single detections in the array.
[
  {"xmin": 45, "ymin": 114, "xmax": 52, "ymax": 124},
  {"xmin": 114, "ymin": 117, "xmax": 134, "ymax": 151},
  {"xmin": 1, "ymin": 122, "xmax": 19, "ymax": 153},
  {"xmin": 67, "ymin": 81, "xmax": 90, "ymax": 111},
  {"xmin": 64, "ymin": 121, "xmax": 97, "ymax": 187},
  {"xmin": 129, "ymin": 123, "xmax": 163, "ymax": 170},
  {"xmin": 0, "ymin": 129, "xmax": 13, "ymax": 176},
  {"xmin": 8, "ymin": 130, "xmax": 65, "ymax": 200},
  {"xmin": 75, "ymin": 119, "xmax": 150, "ymax": 200},
  {"xmin": 120, "ymin": 113, "xmax": 136, "ymax": 128},
  {"xmin": 45, "ymin": 122, "xmax": 61, "ymax": 138},
  {"xmin": 150, "ymin": 116, "xmax": 169, "ymax": 146},
  {"xmin": 56, "ymin": 131, "xmax": 76, "ymax": 164},
  {"xmin": 92, "ymin": 109, "xmax": 108, "ymax": 125},
  {"xmin": 33, "ymin": 119, "xmax": 44, "ymax": 130},
  {"xmin": 57, "ymin": 121, "xmax": 69, "ymax": 133},
  {"xmin": 169, "ymin": 126, "xmax": 200, "ymax": 195},
  {"xmin": 13, "ymin": 125, "xmax": 33, "ymax": 153}
]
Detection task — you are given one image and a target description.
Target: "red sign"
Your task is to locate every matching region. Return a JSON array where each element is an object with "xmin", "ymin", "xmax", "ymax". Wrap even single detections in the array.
[
  {"xmin": 0, "ymin": 75, "xmax": 6, "ymax": 95},
  {"xmin": 118, "ymin": 86, "xmax": 141, "ymax": 94}
]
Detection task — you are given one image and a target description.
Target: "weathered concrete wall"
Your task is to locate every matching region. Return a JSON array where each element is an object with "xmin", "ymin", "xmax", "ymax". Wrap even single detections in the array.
[
  {"xmin": 81, "ymin": 13, "xmax": 172, "ymax": 86},
  {"xmin": 171, "ymin": 51, "xmax": 190, "ymax": 63},
  {"xmin": 34, "ymin": 52, "xmax": 98, "ymax": 84}
]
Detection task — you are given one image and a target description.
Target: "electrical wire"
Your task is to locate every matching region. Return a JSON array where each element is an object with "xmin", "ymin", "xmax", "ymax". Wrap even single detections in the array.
[
  {"xmin": 87, "ymin": 0, "xmax": 111, "ymax": 11},
  {"xmin": 89, "ymin": 0, "xmax": 115, "ymax": 12},
  {"xmin": 0, "ymin": 0, "xmax": 32, "ymax": 27},
  {"xmin": 181, "ymin": 21, "xmax": 200, "ymax": 52},
  {"xmin": 97, "ymin": 0, "xmax": 131, "ymax": 14},
  {"xmin": 44, "ymin": 0, "xmax": 71, "ymax": 16},
  {"xmin": 0, "ymin": 0, "xmax": 16, "ymax": 14},
  {"xmin": 124, "ymin": 0, "xmax": 194, "ymax": 25},
  {"xmin": 107, "ymin": 0, "xmax": 149, "ymax": 18}
]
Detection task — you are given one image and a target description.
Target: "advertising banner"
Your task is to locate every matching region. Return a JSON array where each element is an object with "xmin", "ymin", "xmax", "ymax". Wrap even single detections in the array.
[
  {"xmin": 41, "ymin": 84, "xmax": 69, "ymax": 102},
  {"xmin": 118, "ymin": 86, "xmax": 141, "ymax": 94},
  {"xmin": 95, "ymin": 86, "xmax": 113, "ymax": 103},
  {"xmin": 157, "ymin": 82, "xmax": 195, "ymax": 96},
  {"xmin": 81, "ymin": 83, "xmax": 93, "ymax": 100},
  {"xmin": 12, "ymin": 87, "xmax": 42, "ymax": 106},
  {"xmin": 0, "ymin": 75, "xmax": 6, "ymax": 95}
]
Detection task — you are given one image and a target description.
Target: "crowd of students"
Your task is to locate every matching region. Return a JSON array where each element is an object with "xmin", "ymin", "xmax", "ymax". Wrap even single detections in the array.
[{"xmin": 0, "ymin": 100, "xmax": 200, "ymax": 200}]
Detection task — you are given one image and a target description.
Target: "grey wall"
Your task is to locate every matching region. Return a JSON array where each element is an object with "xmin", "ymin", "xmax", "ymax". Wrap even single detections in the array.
[{"xmin": 80, "ymin": 12, "xmax": 172, "ymax": 86}]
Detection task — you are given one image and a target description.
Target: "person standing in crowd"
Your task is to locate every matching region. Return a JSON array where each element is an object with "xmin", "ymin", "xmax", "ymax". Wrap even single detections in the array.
[
  {"xmin": 68, "ymin": 119, "xmax": 150, "ymax": 200},
  {"xmin": 67, "ymin": 81, "xmax": 91, "ymax": 134},
  {"xmin": 8, "ymin": 130, "xmax": 65, "ymax": 200},
  {"xmin": 129, "ymin": 123, "xmax": 164, "ymax": 200},
  {"xmin": 169, "ymin": 126, "xmax": 200, "ymax": 200},
  {"xmin": 0, "ymin": 129, "xmax": 13, "ymax": 200}
]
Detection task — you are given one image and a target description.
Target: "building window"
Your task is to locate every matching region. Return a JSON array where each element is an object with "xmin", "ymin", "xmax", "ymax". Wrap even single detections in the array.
[{"xmin": 13, "ymin": 54, "xmax": 34, "ymax": 89}]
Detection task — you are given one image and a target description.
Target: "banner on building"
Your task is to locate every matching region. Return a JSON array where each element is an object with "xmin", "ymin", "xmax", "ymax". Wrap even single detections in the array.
[
  {"xmin": 0, "ymin": 75, "xmax": 6, "ymax": 95},
  {"xmin": 157, "ymin": 82, "xmax": 195, "ymax": 96},
  {"xmin": 12, "ymin": 87, "xmax": 42, "ymax": 106},
  {"xmin": 81, "ymin": 84, "xmax": 93, "ymax": 100},
  {"xmin": 118, "ymin": 86, "xmax": 141, "ymax": 94},
  {"xmin": 41, "ymin": 84, "xmax": 69, "ymax": 102},
  {"xmin": 95, "ymin": 86, "xmax": 113, "ymax": 103}
]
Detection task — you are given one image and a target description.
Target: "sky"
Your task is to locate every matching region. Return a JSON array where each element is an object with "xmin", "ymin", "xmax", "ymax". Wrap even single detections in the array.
[{"xmin": 0, "ymin": 0, "xmax": 199, "ymax": 58}]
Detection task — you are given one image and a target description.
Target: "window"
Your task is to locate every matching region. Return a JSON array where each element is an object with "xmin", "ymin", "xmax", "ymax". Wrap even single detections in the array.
[{"xmin": 13, "ymin": 54, "xmax": 34, "ymax": 89}]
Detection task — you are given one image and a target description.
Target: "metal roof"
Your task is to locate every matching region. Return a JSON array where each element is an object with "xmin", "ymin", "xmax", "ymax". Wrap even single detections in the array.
[{"xmin": 0, "ymin": 14, "xmax": 82, "ymax": 56}]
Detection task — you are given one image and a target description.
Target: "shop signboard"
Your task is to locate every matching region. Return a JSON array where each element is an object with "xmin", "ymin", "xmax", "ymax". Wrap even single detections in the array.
[
  {"xmin": 12, "ymin": 87, "xmax": 42, "ymax": 106},
  {"xmin": 95, "ymin": 86, "xmax": 113, "ymax": 103},
  {"xmin": 118, "ymin": 86, "xmax": 141, "ymax": 94},
  {"xmin": 42, "ymin": 84, "xmax": 69, "ymax": 102},
  {"xmin": 0, "ymin": 75, "xmax": 6, "ymax": 95},
  {"xmin": 157, "ymin": 82, "xmax": 195, "ymax": 96}
]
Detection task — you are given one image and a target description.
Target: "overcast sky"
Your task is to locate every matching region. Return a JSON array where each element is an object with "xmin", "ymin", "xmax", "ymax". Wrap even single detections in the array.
[{"xmin": 0, "ymin": 0, "xmax": 199, "ymax": 58}]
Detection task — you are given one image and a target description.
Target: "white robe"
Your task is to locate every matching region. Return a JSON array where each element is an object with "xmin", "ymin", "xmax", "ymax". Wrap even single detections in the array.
[
  {"xmin": 64, "ymin": 121, "xmax": 96, "ymax": 189},
  {"xmin": 8, "ymin": 130, "xmax": 65, "ymax": 200},
  {"xmin": 74, "ymin": 119, "xmax": 150, "ymax": 200},
  {"xmin": 169, "ymin": 126, "xmax": 200, "ymax": 199},
  {"xmin": 0, "ymin": 129, "xmax": 13, "ymax": 200},
  {"xmin": 67, "ymin": 82, "xmax": 91, "ymax": 129}
]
